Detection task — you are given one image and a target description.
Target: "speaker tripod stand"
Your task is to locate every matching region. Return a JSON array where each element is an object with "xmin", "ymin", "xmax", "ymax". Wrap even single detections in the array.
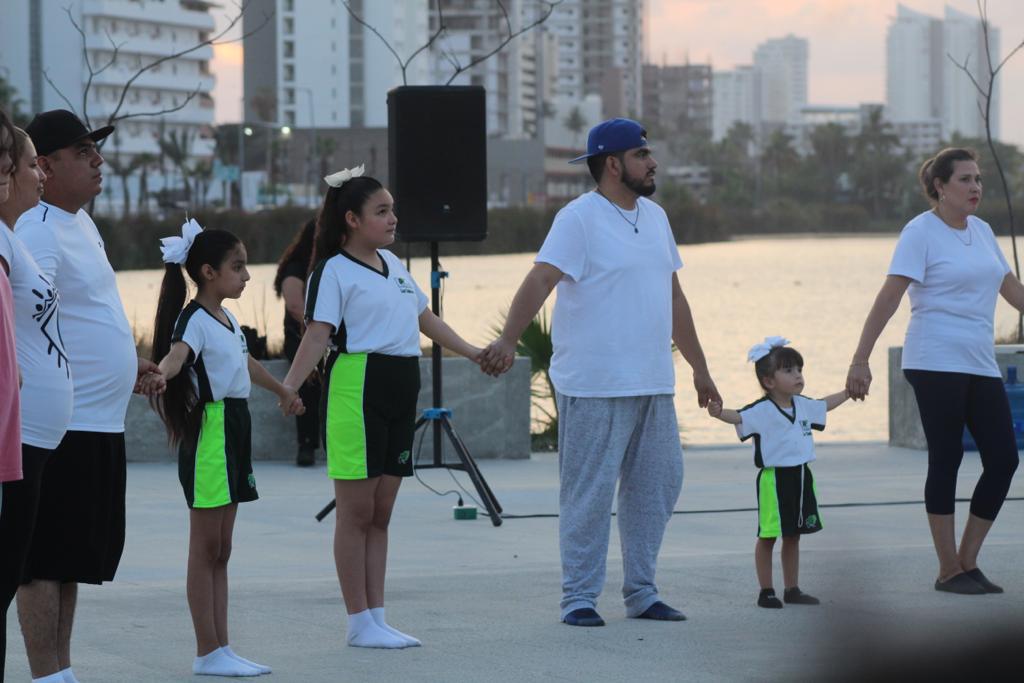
[{"xmin": 315, "ymin": 242, "xmax": 502, "ymax": 526}]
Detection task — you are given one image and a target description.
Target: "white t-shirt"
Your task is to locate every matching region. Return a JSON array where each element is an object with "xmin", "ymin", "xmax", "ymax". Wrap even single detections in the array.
[
  {"xmin": 0, "ymin": 227, "xmax": 74, "ymax": 449},
  {"xmin": 536, "ymin": 191, "xmax": 683, "ymax": 397},
  {"xmin": 15, "ymin": 202, "xmax": 138, "ymax": 432},
  {"xmin": 306, "ymin": 249, "xmax": 428, "ymax": 356},
  {"xmin": 172, "ymin": 302, "xmax": 251, "ymax": 401},
  {"xmin": 889, "ymin": 211, "xmax": 1011, "ymax": 377},
  {"xmin": 736, "ymin": 395, "xmax": 827, "ymax": 468}
]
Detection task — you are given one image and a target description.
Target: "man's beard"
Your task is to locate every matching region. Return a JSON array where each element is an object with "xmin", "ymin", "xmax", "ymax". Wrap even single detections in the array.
[{"xmin": 622, "ymin": 167, "xmax": 655, "ymax": 197}]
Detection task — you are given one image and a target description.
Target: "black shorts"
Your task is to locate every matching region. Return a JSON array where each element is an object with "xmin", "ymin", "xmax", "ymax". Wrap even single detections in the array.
[
  {"xmin": 1, "ymin": 445, "xmax": 52, "ymax": 603},
  {"xmin": 756, "ymin": 464, "xmax": 822, "ymax": 538},
  {"xmin": 178, "ymin": 398, "xmax": 258, "ymax": 509},
  {"xmin": 322, "ymin": 352, "xmax": 420, "ymax": 480},
  {"xmin": 28, "ymin": 431, "xmax": 127, "ymax": 585}
]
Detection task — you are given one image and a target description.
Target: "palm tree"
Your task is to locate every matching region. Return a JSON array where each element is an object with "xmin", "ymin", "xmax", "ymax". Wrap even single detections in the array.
[
  {"xmin": 760, "ymin": 129, "xmax": 799, "ymax": 196},
  {"xmin": 851, "ymin": 109, "xmax": 905, "ymax": 220},
  {"xmin": 563, "ymin": 107, "xmax": 587, "ymax": 148},
  {"xmin": 157, "ymin": 128, "xmax": 196, "ymax": 204}
]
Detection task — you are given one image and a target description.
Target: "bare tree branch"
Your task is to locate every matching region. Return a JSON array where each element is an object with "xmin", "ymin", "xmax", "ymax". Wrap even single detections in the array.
[
  {"xmin": 342, "ymin": 2, "xmax": 404, "ymax": 75},
  {"xmin": 44, "ymin": 0, "xmax": 272, "ymax": 146},
  {"xmin": 107, "ymin": 1, "xmax": 272, "ymax": 130},
  {"xmin": 496, "ymin": 0, "xmax": 513, "ymax": 40},
  {"xmin": 399, "ymin": 0, "xmax": 448, "ymax": 83},
  {"xmin": 40, "ymin": 68, "xmax": 78, "ymax": 114},
  {"xmin": 444, "ymin": 1, "xmax": 563, "ymax": 86},
  {"xmin": 344, "ymin": 0, "xmax": 448, "ymax": 85},
  {"xmin": 112, "ymin": 86, "xmax": 202, "ymax": 123},
  {"xmin": 947, "ymin": 53, "xmax": 988, "ymax": 98}
]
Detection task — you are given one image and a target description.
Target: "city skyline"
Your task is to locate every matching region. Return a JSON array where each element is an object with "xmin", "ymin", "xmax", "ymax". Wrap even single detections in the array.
[{"xmin": 212, "ymin": 0, "xmax": 1023, "ymax": 146}]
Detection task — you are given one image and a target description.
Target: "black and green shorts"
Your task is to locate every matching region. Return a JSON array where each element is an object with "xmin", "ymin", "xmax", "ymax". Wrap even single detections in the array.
[
  {"xmin": 322, "ymin": 352, "xmax": 420, "ymax": 480},
  {"xmin": 178, "ymin": 398, "xmax": 258, "ymax": 509},
  {"xmin": 756, "ymin": 464, "xmax": 822, "ymax": 538}
]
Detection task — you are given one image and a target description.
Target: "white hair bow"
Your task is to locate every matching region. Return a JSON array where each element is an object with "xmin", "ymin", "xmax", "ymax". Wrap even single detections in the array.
[
  {"xmin": 160, "ymin": 218, "xmax": 204, "ymax": 265},
  {"xmin": 324, "ymin": 164, "xmax": 365, "ymax": 188},
  {"xmin": 747, "ymin": 336, "xmax": 790, "ymax": 363}
]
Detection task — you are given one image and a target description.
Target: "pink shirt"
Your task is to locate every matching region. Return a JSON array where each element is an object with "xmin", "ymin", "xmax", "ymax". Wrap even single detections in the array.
[{"xmin": 0, "ymin": 265, "xmax": 22, "ymax": 482}]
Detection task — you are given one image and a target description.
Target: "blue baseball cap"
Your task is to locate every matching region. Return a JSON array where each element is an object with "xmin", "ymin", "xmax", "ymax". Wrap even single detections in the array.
[{"xmin": 568, "ymin": 118, "xmax": 648, "ymax": 164}]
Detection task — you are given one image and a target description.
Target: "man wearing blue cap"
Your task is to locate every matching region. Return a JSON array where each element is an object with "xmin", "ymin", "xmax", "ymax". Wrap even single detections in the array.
[{"xmin": 482, "ymin": 118, "xmax": 720, "ymax": 626}]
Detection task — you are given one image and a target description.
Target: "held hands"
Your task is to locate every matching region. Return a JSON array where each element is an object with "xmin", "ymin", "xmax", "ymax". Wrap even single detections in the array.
[
  {"xmin": 135, "ymin": 358, "xmax": 166, "ymax": 396},
  {"xmin": 478, "ymin": 337, "xmax": 516, "ymax": 377},
  {"xmin": 707, "ymin": 399, "xmax": 723, "ymax": 418},
  {"xmin": 278, "ymin": 384, "xmax": 306, "ymax": 417},
  {"xmin": 846, "ymin": 362, "xmax": 871, "ymax": 401},
  {"xmin": 693, "ymin": 369, "xmax": 721, "ymax": 408}
]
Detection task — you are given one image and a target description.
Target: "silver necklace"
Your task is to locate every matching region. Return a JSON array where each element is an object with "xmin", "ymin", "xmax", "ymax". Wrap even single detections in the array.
[
  {"xmin": 597, "ymin": 190, "xmax": 640, "ymax": 233},
  {"xmin": 951, "ymin": 225, "xmax": 972, "ymax": 246},
  {"xmin": 934, "ymin": 209, "xmax": 972, "ymax": 245}
]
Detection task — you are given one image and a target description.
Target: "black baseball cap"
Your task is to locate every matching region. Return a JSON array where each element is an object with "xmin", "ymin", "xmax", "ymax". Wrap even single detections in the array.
[{"xmin": 26, "ymin": 109, "xmax": 114, "ymax": 156}]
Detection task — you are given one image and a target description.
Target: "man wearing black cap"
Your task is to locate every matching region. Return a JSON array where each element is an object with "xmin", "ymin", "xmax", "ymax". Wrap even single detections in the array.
[
  {"xmin": 482, "ymin": 118, "xmax": 720, "ymax": 627},
  {"xmin": 13, "ymin": 109, "xmax": 163, "ymax": 683}
]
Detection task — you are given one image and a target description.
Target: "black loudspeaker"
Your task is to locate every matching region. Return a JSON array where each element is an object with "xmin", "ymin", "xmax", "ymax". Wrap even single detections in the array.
[{"xmin": 388, "ymin": 86, "xmax": 487, "ymax": 242}]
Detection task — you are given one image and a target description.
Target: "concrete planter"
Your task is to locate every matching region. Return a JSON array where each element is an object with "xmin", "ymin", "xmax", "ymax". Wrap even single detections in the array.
[
  {"xmin": 888, "ymin": 345, "xmax": 1024, "ymax": 449},
  {"xmin": 126, "ymin": 356, "xmax": 531, "ymax": 462}
]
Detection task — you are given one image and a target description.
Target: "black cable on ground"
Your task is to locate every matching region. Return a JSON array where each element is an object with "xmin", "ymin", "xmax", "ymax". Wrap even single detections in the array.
[{"xmin": 411, "ymin": 465, "xmax": 1024, "ymax": 519}]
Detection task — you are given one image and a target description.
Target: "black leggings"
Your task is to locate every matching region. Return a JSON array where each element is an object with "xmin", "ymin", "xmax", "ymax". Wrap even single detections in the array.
[{"xmin": 905, "ymin": 369, "xmax": 1019, "ymax": 519}]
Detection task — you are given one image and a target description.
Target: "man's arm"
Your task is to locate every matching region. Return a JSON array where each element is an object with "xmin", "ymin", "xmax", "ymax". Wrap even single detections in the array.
[
  {"xmin": 671, "ymin": 273, "xmax": 720, "ymax": 407},
  {"xmin": 479, "ymin": 262, "xmax": 563, "ymax": 375}
]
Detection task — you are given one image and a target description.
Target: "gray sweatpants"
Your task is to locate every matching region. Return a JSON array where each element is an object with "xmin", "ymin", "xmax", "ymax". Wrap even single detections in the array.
[{"xmin": 556, "ymin": 392, "xmax": 684, "ymax": 619}]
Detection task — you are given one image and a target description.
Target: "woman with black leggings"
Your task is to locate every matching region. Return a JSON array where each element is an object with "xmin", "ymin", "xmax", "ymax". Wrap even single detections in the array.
[{"xmin": 847, "ymin": 147, "xmax": 1021, "ymax": 595}]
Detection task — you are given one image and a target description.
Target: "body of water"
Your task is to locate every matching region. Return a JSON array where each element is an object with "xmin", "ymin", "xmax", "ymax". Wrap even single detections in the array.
[{"xmin": 117, "ymin": 234, "xmax": 1024, "ymax": 445}]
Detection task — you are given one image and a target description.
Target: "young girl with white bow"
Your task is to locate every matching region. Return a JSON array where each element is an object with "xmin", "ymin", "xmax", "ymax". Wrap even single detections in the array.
[
  {"xmin": 283, "ymin": 167, "xmax": 482, "ymax": 649},
  {"xmin": 144, "ymin": 220, "xmax": 303, "ymax": 677},
  {"xmin": 707, "ymin": 337, "xmax": 849, "ymax": 609}
]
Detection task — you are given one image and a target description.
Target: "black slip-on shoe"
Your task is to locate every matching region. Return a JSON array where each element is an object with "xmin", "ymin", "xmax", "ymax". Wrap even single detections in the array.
[
  {"xmin": 964, "ymin": 568, "xmax": 1004, "ymax": 594},
  {"xmin": 934, "ymin": 572, "xmax": 986, "ymax": 595},
  {"xmin": 562, "ymin": 607, "xmax": 605, "ymax": 627},
  {"xmin": 635, "ymin": 601, "xmax": 687, "ymax": 621}
]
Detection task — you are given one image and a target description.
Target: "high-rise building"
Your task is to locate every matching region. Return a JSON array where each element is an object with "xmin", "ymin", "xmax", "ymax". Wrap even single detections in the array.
[
  {"xmin": 243, "ymin": 0, "xmax": 428, "ymax": 128},
  {"xmin": 427, "ymin": 0, "xmax": 543, "ymax": 139},
  {"xmin": 712, "ymin": 66, "xmax": 761, "ymax": 142},
  {"xmin": 642, "ymin": 63, "xmax": 712, "ymax": 140},
  {"xmin": 544, "ymin": 0, "xmax": 644, "ymax": 119},
  {"xmin": 886, "ymin": 3, "xmax": 999, "ymax": 140},
  {"xmin": 0, "ymin": 0, "xmax": 216, "ymax": 160},
  {"xmin": 753, "ymin": 34, "xmax": 808, "ymax": 125}
]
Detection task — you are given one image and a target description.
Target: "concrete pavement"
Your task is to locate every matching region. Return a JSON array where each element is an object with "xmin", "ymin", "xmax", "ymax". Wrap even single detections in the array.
[{"xmin": 5, "ymin": 443, "xmax": 1024, "ymax": 682}]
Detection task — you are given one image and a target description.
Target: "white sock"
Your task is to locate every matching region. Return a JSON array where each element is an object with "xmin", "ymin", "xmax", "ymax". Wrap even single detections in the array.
[
  {"xmin": 32, "ymin": 673, "xmax": 65, "ymax": 683},
  {"xmin": 223, "ymin": 645, "xmax": 271, "ymax": 674},
  {"xmin": 193, "ymin": 647, "xmax": 262, "ymax": 677},
  {"xmin": 346, "ymin": 609, "xmax": 407, "ymax": 648},
  {"xmin": 370, "ymin": 607, "xmax": 421, "ymax": 647},
  {"xmin": 61, "ymin": 668, "xmax": 81, "ymax": 683}
]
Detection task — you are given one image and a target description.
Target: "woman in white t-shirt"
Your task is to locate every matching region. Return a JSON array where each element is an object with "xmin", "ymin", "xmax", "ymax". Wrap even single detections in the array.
[
  {"xmin": 145, "ymin": 221, "xmax": 303, "ymax": 677},
  {"xmin": 283, "ymin": 167, "xmax": 482, "ymax": 650},
  {"xmin": 847, "ymin": 147, "xmax": 1024, "ymax": 596},
  {"xmin": 0, "ymin": 126, "xmax": 74, "ymax": 680}
]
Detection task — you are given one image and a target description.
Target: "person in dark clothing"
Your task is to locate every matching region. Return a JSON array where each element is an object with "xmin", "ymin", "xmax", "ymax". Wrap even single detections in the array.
[{"xmin": 275, "ymin": 219, "xmax": 321, "ymax": 466}]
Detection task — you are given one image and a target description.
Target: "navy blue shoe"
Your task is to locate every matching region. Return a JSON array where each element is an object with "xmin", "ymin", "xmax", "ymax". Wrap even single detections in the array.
[
  {"xmin": 562, "ymin": 607, "xmax": 605, "ymax": 627},
  {"xmin": 635, "ymin": 601, "xmax": 687, "ymax": 621}
]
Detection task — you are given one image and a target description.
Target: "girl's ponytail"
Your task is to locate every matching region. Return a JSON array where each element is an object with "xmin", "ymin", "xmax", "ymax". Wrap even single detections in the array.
[{"xmin": 151, "ymin": 262, "xmax": 199, "ymax": 448}]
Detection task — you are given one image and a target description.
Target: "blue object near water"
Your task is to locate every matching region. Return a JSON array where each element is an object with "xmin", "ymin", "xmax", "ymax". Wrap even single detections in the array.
[{"xmin": 963, "ymin": 366, "xmax": 1024, "ymax": 451}]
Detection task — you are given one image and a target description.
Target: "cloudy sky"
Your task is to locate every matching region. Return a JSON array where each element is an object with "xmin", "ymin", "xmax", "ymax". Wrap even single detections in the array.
[{"xmin": 212, "ymin": 0, "xmax": 1024, "ymax": 145}]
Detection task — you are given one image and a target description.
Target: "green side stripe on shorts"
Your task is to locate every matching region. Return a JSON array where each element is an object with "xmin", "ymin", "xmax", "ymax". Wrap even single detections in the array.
[
  {"xmin": 758, "ymin": 468, "xmax": 781, "ymax": 538},
  {"xmin": 194, "ymin": 401, "xmax": 231, "ymax": 508},
  {"xmin": 327, "ymin": 353, "xmax": 368, "ymax": 479}
]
